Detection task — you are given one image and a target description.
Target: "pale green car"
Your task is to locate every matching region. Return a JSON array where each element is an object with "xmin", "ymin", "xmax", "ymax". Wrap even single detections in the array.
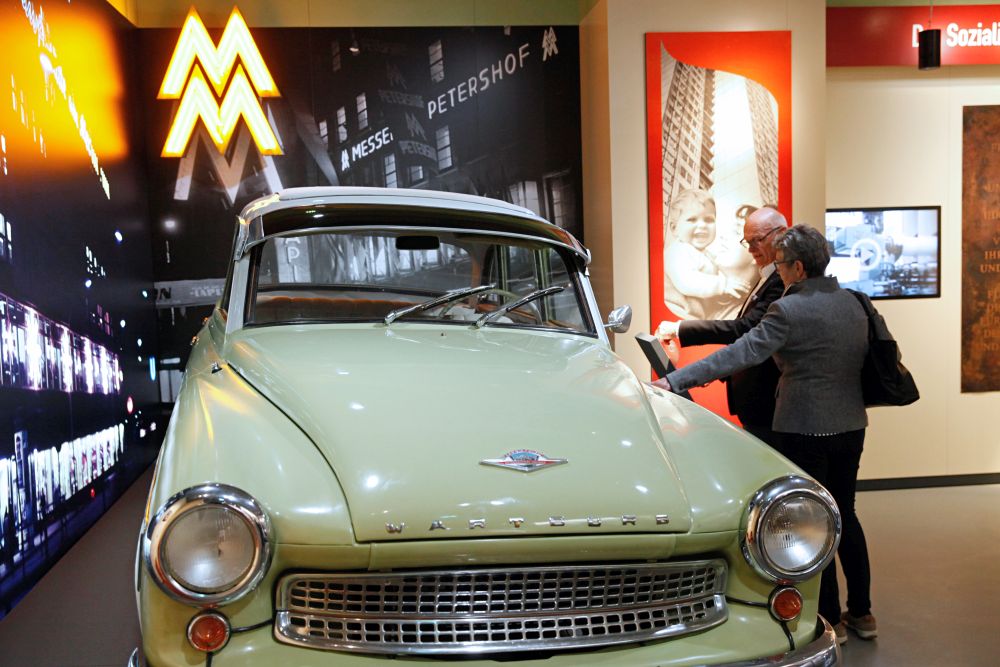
[{"xmin": 131, "ymin": 187, "xmax": 841, "ymax": 666}]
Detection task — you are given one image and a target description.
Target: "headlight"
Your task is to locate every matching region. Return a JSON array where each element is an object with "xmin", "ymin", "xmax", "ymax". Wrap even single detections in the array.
[
  {"xmin": 741, "ymin": 476, "xmax": 841, "ymax": 583},
  {"xmin": 144, "ymin": 483, "xmax": 272, "ymax": 605}
]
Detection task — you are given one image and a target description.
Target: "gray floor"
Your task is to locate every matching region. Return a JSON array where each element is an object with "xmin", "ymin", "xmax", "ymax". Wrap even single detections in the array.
[{"xmin": 0, "ymin": 471, "xmax": 997, "ymax": 666}]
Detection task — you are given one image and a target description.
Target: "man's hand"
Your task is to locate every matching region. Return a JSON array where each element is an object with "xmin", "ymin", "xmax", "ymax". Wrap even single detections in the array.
[
  {"xmin": 655, "ymin": 320, "xmax": 679, "ymax": 340},
  {"xmin": 652, "ymin": 377, "xmax": 672, "ymax": 392},
  {"xmin": 664, "ymin": 338, "xmax": 680, "ymax": 366}
]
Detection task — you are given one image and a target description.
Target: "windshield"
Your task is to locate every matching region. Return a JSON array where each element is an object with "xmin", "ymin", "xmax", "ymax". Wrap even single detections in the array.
[{"xmin": 245, "ymin": 229, "xmax": 594, "ymax": 335}]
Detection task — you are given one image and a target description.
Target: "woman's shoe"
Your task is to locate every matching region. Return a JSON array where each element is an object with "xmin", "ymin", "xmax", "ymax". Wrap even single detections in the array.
[
  {"xmin": 841, "ymin": 612, "xmax": 878, "ymax": 639},
  {"xmin": 833, "ymin": 622, "xmax": 848, "ymax": 645}
]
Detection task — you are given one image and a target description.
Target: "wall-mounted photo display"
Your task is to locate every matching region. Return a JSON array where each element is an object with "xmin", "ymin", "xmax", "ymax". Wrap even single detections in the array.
[
  {"xmin": 644, "ymin": 31, "xmax": 791, "ymax": 419},
  {"xmin": 824, "ymin": 206, "xmax": 941, "ymax": 299}
]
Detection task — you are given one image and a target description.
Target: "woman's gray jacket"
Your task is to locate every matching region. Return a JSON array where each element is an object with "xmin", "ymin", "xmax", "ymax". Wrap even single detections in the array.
[{"xmin": 666, "ymin": 276, "xmax": 869, "ymax": 435}]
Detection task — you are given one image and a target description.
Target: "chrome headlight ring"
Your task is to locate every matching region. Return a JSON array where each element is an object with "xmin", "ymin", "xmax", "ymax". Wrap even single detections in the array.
[
  {"xmin": 741, "ymin": 475, "xmax": 842, "ymax": 583},
  {"xmin": 143, "ymin": 483, "xmax": 272, "ymax": 606}
]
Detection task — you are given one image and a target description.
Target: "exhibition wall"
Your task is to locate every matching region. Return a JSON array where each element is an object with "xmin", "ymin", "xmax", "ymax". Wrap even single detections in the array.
[
  {"xmin": 828, "ymin": 65, "xmax": 1000, "ymax": 480},
  {"xmin": 138, "ymin": 13, "xmax": 582, "ymax": 388},
  {"xmin": 0, "ymin": 0, "xmax": 161, "ymax": 619},
  {"xmin": 579, "ymin": 0, "xmax": 827, "ymax": 411}
]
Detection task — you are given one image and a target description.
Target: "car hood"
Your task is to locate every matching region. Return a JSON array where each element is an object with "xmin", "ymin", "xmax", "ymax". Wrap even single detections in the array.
[{"xmin": 225, "ymin": 324, "xmax": 693, "ymax": 542}]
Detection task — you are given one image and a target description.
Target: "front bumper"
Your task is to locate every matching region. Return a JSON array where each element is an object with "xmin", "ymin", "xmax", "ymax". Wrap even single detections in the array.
[
  {"xmin": 128, "ymin": 616, "xmax": 839, "ymax": 667},
  {"xmin": 720, "ymin": 617, "xmax": 840, "ymax": 666}
]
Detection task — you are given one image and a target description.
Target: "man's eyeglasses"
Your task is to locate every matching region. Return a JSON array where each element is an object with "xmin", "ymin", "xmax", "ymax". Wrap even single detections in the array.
[
  {"xmin": 740, "ymin": 227, "xmax": 780, "ymax": 249},
  {"xmin": 772, "ymin": 258, "xmax": 797, "ymax": 270}
]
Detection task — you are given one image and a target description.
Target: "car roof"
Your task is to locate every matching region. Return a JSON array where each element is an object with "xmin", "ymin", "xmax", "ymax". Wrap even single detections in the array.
[{"xmin": 235, "ymin": 187, "xmax": 589, "ymax": 264}]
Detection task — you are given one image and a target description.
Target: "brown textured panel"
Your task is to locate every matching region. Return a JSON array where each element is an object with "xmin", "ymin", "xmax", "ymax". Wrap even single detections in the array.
[{"xmin": 962, "ymin": 105, "xmax": 1000, "ymax": 392}]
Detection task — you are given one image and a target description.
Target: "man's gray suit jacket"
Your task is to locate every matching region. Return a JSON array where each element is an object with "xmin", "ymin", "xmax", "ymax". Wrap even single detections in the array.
[{"xmin": 667, "ymin": 276, "xmax": 869, "ymax": 435}]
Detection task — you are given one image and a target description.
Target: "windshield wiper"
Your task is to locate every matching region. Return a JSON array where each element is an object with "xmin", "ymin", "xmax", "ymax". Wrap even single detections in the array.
[
  {"xmin": 384, "ymin": 284, "xmax": 497, "ymax": 326},
  {"xmin": 474, "ymin": 285, "xmax": 566, "ymax": 329}
]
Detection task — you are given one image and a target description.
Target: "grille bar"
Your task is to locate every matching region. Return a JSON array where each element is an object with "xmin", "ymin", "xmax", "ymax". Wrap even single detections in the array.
[{"xmin": 274, "ymin": 561, "xmax": 727, "ymax": 655}]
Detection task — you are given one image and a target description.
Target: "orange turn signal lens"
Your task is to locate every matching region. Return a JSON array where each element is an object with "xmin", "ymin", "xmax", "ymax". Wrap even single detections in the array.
[
  {"xmin": 187, "ymin": 612, "xmax": 231, "ymax": 652},
  {"xmin": 769, "ymin": 586, "xmax": 803, "ymax": 622}
]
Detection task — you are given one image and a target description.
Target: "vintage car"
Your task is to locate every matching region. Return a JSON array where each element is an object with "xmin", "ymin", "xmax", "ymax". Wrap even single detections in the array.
[{"xmin": 131, "ymin": 187, "xmax": 842, "ymax": 666}]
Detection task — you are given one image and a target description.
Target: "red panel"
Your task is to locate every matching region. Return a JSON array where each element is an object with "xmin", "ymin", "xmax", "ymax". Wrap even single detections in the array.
[
  {"xmin": 644, "ymin": 32, "xmax": 792, "ymax": 423},
  {"xmin": 828, "ymin": 5, "xmax": 1000, "ymax": 67}
]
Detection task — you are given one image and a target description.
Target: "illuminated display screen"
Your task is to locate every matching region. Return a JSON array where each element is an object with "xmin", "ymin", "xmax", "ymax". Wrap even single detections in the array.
[
  {"xmin": 825, "ymin": 207, "xmax": 941, "ymax": 300},
  {"xmin": 0, "ymin": 0, "xmax": 160, "ymax": 618},
  {"xmin": 0, "ymin": 291, "xmax": 121, "ymax": 394}
]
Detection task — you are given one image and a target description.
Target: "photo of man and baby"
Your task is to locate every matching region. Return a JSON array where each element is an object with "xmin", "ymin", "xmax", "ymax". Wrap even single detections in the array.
[{"xmin": 658, "ymin": 48, "xmax": 780, "ymax": 322}]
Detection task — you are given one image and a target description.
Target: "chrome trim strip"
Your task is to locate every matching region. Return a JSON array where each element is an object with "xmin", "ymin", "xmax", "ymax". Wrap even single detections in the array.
[
  {"xmin": 273, "ymin": 560, "xmax": 727, "ymax": 655},
  {"xmin": 716, "ymin": 617, "xmax": 841, "ymax": 667},
  {"xmin": 242, "ymin": 225, "xmax": 588, "ymax": 263},
  {"xmin": 741, "ymin": 476, "xmax": 842, "ymax": 583},
  {"xmin": 232, "ymin": 188, "xmax": 587, "ymax": 261},
  {"xmin": 225, "ymin": 258, "xmax": 250, "ymax": 336},
  {"xmin": 579, "ymin": 269, "xmax": 609, "ymax": 345},
  {"xmin": 143, "ymin": 483, "xmax": 272, "ymax": 606}
]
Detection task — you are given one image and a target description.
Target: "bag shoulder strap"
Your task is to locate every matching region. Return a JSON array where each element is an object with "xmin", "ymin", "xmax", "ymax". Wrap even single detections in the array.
[
  {"xmin": 847, "ymin": 288, "xmax": 896, "ymax": 342},
  {"xmin": 846, "ymin": 288, "xmax": 876, "ymax": 317}
]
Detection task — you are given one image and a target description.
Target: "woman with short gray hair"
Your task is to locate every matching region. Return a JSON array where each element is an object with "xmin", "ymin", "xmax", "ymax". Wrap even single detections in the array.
[
  {"xmin": 773, "ymin": 224, "xmax": 830, "ymax": 278},
  {"xmin": 659, "ymin": 223, "xmax": 877, "ymax": 645}
]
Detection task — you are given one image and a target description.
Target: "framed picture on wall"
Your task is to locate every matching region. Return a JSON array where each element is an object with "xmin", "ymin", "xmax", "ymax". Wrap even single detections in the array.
[
  {"xmin": 644, "ymin": 30, "xmax": 792, "ymax": 420},
  {"xmin": 824, "ymin": 206, "xmax": 941, "ymax": 299}
]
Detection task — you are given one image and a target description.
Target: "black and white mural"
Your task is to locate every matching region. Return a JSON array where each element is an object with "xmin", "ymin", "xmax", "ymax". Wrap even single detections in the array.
[{"xmin": 139, "ymin": 23, "xmax": 583, "ymax": 393}]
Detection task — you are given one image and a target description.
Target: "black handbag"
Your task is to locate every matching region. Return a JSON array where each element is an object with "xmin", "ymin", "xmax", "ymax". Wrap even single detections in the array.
[{"xmin": 848, "ymin": 290, "xmax": 920, "ymax": 407}]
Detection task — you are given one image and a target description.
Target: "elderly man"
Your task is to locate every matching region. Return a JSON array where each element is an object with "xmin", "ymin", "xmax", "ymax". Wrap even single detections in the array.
[{"xmin": 656, "ymin": 205, "xmax": 787, "ymax": 447}]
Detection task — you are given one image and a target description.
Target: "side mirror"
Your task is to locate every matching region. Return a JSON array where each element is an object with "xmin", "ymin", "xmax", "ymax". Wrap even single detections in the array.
[{"xmin": 604, "ymin": 305, "xmax": 632, "ymax": 334}]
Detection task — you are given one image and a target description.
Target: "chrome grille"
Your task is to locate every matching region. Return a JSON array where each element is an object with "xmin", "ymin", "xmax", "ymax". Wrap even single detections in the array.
[{"xmin": 274, "ymin": 560, "xmax": 727, "ymax": 654}]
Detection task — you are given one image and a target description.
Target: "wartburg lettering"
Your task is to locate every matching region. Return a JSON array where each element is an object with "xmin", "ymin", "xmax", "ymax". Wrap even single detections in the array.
[
  {"xmin": 159, "ymin": 7, "xmax": 281, "ymax": 158},
  {"xmin": 385, "ymin": 514, "xmax": 672, "ymax": 533}
]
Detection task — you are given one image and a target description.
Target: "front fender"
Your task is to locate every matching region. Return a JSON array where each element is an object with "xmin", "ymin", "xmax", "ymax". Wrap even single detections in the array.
[{"xmin": 150, "ymin": 337, "xmax": 355, "ymax": 546}]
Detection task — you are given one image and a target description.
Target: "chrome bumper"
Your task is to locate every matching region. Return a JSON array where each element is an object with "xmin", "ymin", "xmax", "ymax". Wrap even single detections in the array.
[
  {"xmin": 126, "ymin": 619, "xmax": 839, "ymax": 667},
  {"xmin": 127, "ymin": 648, "xmax": 145, "ymax": 667},
  {"xmin": 719, "ymin": 618, "xmax": 840, "ymax": 667}
]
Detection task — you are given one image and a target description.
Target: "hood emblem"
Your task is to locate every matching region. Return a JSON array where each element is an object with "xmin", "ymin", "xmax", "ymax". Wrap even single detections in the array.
[{"xmin": 480, "ymin": 449, "xmax": 568, "ymax": 473}]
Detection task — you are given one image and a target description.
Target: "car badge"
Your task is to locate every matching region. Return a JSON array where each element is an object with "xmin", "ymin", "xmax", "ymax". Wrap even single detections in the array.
[{"xmin": 480, "ymin": 449, "xmax": 568, "ymax": 473}]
